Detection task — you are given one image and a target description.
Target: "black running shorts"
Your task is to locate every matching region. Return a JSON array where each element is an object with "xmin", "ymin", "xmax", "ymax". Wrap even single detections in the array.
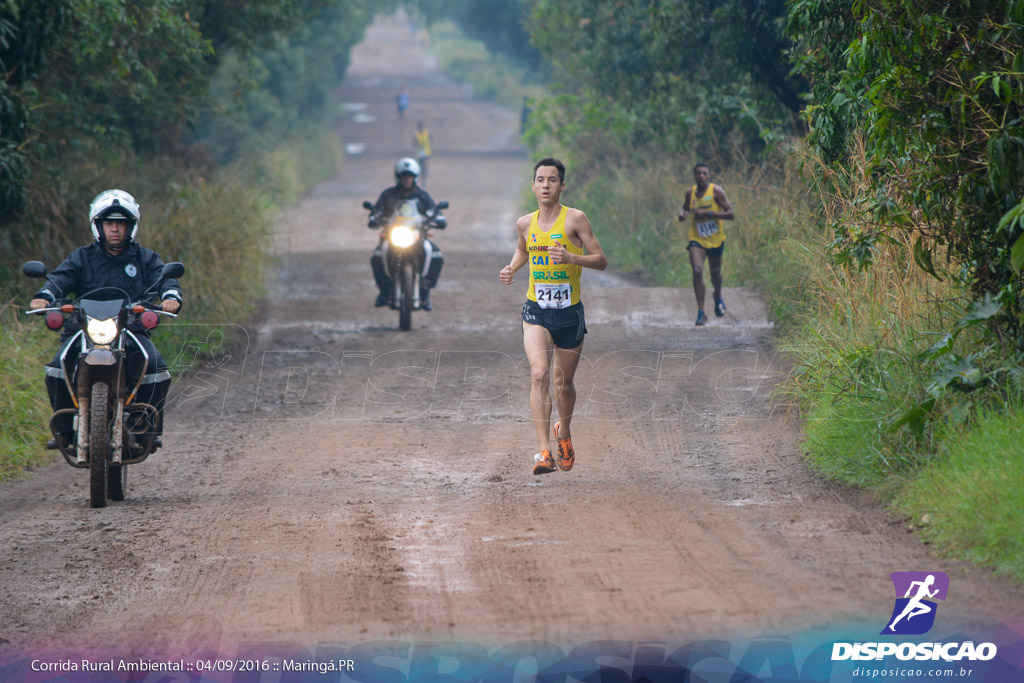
[
  {"xmin": 688, "ymin": 240, "xmax": 725, "ymax": 258},
  {"xmin": 521, "ymin": 300, "xmax": 587, "ymax": 349}
]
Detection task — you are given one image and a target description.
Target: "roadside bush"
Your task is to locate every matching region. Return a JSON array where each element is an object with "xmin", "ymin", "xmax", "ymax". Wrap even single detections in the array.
[{"xmin": 898, "ymin": 396, "xmax": 1024, "ymax": 581}]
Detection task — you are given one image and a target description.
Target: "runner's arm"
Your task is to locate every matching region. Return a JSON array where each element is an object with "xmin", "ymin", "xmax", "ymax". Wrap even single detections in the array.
[
  {"xmin": 711, "ymin": 185, "xmax": 735, "ymax": 221},
  {"xmin": 678, "ymin": 189, "xmax": 692, "ymax": 221},
  {"xmin": 499, "ymin": 216, "xmax": 531, "ymax": 285},
  {"xmin": 550, "ymin": 210, "xmax": 607, "ymax": 270}
]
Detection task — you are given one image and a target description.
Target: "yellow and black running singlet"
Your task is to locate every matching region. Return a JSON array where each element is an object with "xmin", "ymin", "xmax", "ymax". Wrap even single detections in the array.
[
  {"xmin": 526, "ymin": 206, "xmax": 583, "ymax": 308},
  {"xmin": 688, "ymin": 183, "xmax": 726, "ymax": 249}
]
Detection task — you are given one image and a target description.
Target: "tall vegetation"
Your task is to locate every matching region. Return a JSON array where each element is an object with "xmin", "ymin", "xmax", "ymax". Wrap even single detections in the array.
[
  {"xmin": 525, "ymin": 0, "xmax": 805, "ymax": 168},
  {"xmin": 788, "ymin": 1, "xmax": 1024, "ymax": 442},
  {"xmin": 411, "ymin": 0, "xmax": 542, "ymax": 71},
  {"xmin": 790, "ymin": 0, "xmax": 1024, "ymax": 340},
  {"xmin": 0, "ymin": 0, "xmax": 379, "ymax": 253}
]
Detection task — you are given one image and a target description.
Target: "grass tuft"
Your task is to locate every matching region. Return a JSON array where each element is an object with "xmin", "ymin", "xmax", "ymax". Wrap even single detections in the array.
[{"xmin": 897, "ymin": 397, "xmax": 1024, "ymax": 579}]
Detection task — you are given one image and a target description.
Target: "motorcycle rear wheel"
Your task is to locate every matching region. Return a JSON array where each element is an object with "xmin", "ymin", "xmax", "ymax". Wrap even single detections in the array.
[
  {"xmin": 399, "ymin": 263, "xmax": 414, "ymax": 331},
  {"xmin": 89, "ymin": 382, "xmax": 109, "ymax": 508}
]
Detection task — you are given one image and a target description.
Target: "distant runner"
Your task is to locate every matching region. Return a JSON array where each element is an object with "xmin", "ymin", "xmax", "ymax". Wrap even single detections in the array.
[
  {"xmin": 414, "ymin": 121, "xmax": 431, "ymax": 186},
  {"xmin": 677, "ymin": 163, "xmax": 735, "ymax": 326},
  {"xmin": 396, "ymin": 86, "xmax": 409, "ymax": 120},
  {"xmin": 499, "ymin": 158, "xmax": 607, "ymax": 475}
]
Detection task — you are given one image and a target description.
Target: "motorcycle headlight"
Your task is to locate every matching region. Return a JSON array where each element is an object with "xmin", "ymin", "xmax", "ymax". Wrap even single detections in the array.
[
  {"xmin": 389, "ymin": 225, "xmax": 417, "ymax": 248},
  {"xmin": 85, "ymin": 316, "xmax": 119, "ymax": 345}
]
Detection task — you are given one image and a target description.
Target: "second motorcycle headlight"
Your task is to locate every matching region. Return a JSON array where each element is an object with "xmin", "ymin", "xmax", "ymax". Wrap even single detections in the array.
[
  {"xmin": 84, "ymin": 316, "xmax": 119, "ymax": 345},
  {"xmin": 389, "ymin": 225, "xmax": 417, "ymax": 248}
]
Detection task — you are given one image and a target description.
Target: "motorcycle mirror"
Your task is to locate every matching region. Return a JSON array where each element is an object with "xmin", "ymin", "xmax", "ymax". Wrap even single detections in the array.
[
  {"xmin": 44, "ymin": 311, "xmax": 65, "ymax": 331},
  {"xmin": 436, "ymin": 201, "xmax": 449, "ymax": 210},
  {"xmin": 23, "ymin": 261, "xmax": 47, "ymax": 278},
  {"xmin": 140, "ymin": 310, "xmax": 160, "ymax": 330},
  {"xmin": 161, "ymin": 262, "xmax": 185, "ymax": 280},
  {"xmin": 362, "ymin": 201, "xmax": 374, "ymax": 211}
]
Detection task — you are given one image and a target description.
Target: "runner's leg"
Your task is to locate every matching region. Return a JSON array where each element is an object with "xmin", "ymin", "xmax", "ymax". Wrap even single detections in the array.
[
  {"xmin": 708, "ymin": 253, "xmax": 724, "ymax": 303},
  {"xmin": 689, "ymin": 245, "xmax": 708, "ymax": 311},
  {"xmin": 551, "ymin": 342, "xmax": 584, "ymax": 439},
  {"xmin": 523, "ymin": 322, "xmax": 554, "ymax": 454}
]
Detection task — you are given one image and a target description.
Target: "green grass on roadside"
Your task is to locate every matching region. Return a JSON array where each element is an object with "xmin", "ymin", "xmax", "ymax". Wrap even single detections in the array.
[
  {"xmin": 0, "ymin": 309, "xmax": 57, "ymax": 480},
  {"xmin": 897, "ymin": 398, "xmax": 1024, "ymax": 580},
  {"xmin": 792, "ymin": 333, "xmax": 925, "ymax": 488}
]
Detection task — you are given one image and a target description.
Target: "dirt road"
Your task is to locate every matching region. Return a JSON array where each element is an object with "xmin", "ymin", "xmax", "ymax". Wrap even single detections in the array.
[{"xmin": 2, "ymin": 13, "xmax": 1021, "ymax": 672}]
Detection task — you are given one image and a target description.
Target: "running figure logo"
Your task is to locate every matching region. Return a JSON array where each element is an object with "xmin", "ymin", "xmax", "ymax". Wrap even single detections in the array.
[{"xmin": 882, "ymin": 571, "xmax": 949, "ymax": 635}]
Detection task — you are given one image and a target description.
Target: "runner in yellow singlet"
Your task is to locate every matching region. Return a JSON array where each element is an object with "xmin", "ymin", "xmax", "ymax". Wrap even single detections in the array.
[
  {"xmin": 499, "ymin": 158, "xmax": 607, "ymax": 475},
  {"xmin": 413, "ymin": 121, "xmax": 431, "ymax": 186},
  {"xmin": 677, "ymin": 163, "xmax": 735, "ymax": 326}
]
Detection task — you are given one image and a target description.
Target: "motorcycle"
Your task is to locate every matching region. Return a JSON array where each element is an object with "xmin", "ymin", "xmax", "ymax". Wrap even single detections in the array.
[
  {"xmin": 364, "ymin": 197, "xmax": 448, "ymax": 331},
  {"xmin": 23, "ymin": 260, "xmax": 185, "ymax": 508}
]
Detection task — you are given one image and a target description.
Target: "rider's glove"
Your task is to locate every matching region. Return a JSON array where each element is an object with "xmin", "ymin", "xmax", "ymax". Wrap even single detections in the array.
[
  {"xmin": 368, "ymin": 215, "xmax": 380, "ymax": 228},
  {"xmin": 434, "ymin": 216, "xmax": 447, "ymax": 230}
]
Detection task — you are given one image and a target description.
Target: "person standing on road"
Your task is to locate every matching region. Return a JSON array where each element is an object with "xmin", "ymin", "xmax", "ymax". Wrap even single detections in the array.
[
  {"xmin": 414, "ymin": 121, "xmax": 431, "ymax": 187},
  {"xmin": 677, "ymin": 163, "xmax": 735, "ymax": 326},
  {"xmin": 396, "ymin": 87, "xmax": 409, "ymax": 120},
  {"xmin": 499, "ymin": 158, "xmax": 607, "ymax": 475}
]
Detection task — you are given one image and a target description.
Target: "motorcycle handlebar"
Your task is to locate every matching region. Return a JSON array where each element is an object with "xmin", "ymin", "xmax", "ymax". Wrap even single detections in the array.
[{"xmin": 26, "ymin": 300, "xmax": 178, "ymax": 318}]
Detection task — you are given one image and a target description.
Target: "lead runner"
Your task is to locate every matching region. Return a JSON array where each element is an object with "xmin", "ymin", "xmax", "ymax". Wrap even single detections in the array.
[{"xmin": 499, "ymin": 158, "xmax": 608, "ymax": 475}]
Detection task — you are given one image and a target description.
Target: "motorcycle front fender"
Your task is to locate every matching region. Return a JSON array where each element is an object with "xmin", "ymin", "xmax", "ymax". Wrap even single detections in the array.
[{"xmin": 82, "ymin": 349, "xmax": 117, "ymax": 367}]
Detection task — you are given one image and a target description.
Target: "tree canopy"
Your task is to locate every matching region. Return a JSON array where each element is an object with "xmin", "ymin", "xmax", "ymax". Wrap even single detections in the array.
[
  {"xmin": 0, "ymin": 0, "xmax": 379, "ymax": 224},
  {"xmin": 790, "ymin": 0, "xmax": 1024, "ymax": 339}
]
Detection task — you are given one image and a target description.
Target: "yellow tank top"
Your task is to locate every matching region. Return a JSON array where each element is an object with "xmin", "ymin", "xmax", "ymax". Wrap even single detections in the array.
[
  {"xmin": 414, "ymin": 129, "xmax": 431, "ymax": 156},
  {"xmin": 526, "ymin": 206, "xmax": 583, "ymax": 308},
  {"xmin": 688, "ymin": 183, "xmax": 726, "ymax": 249}
]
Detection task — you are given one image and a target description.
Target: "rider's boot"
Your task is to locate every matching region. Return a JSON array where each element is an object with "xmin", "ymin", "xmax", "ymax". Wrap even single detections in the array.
[
  {"xmin": 371, "ymin": 248, "xmax": 392, "ymax": 307},
  {"xmin": 420, "ymin": 287, "xmax": 432, "ymax": 311},
  {"xmin": 47, "ymin": 433, "xmax": 73, "ymax": 450}
]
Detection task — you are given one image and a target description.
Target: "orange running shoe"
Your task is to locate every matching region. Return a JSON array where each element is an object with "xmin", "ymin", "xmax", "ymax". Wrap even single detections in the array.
[
  {"xmin": 533, "ymin": 450, "xmax": 556, "ymax": 475},
  {"xmin": 554, "ymin": 422, "xmax": 575, "ymax": 471}
]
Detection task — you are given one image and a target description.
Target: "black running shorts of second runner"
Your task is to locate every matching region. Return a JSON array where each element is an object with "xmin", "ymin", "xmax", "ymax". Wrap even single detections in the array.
[
  {"xmin": 521, "ymin": 300, "xmax": 587, "ymax": 349},
  {"xmin": 688, "ymin": 240, "xmax": 725, "ymax": 258}
]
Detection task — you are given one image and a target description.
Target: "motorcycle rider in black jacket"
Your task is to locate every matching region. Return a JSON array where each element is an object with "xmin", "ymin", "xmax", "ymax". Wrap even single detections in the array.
[
  {"xmin": 369, "ymin": 158, "xmax": 445, "ymax": 310},
  {"xmin": 29, "ymin": 189, "xmax": 183, "ymax": 449}
]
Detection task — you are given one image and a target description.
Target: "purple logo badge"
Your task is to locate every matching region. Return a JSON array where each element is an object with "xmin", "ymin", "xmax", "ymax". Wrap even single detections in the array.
[{"xmin": 881, "ymin": 571, "xmax": 949, "ymax": 635}]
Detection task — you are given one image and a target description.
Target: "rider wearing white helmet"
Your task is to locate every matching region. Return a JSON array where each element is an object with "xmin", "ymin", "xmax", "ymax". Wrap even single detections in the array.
[
  {"xmin": 29, "ymin": 189, "xmax": 183, "ymax": 449},
  {"xmin": 368, "ymin": 158, "xmax": 446, "ymax": 310}
]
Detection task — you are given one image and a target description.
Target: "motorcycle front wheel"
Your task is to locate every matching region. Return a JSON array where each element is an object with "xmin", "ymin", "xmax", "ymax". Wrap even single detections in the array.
[
  {"xmin": 399, "ymin": 263, "xmax": 414, "ymax": 331},
  {"xmin": 89, "ymin": 382, "xmax": 110, "ymax": 508},
  {"xmin": 108, "ymin": 462, "xmax": 127, "ymax": 501}
]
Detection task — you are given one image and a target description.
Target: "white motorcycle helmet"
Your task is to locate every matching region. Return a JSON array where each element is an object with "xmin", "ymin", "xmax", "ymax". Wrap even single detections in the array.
[
  {"xmin": 89, "ymin": 189, "xmax": 140, "ymax": 244},
  {"xmin": 394, "ymin": 157, "xmax": 421, "ymax": 183}
]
